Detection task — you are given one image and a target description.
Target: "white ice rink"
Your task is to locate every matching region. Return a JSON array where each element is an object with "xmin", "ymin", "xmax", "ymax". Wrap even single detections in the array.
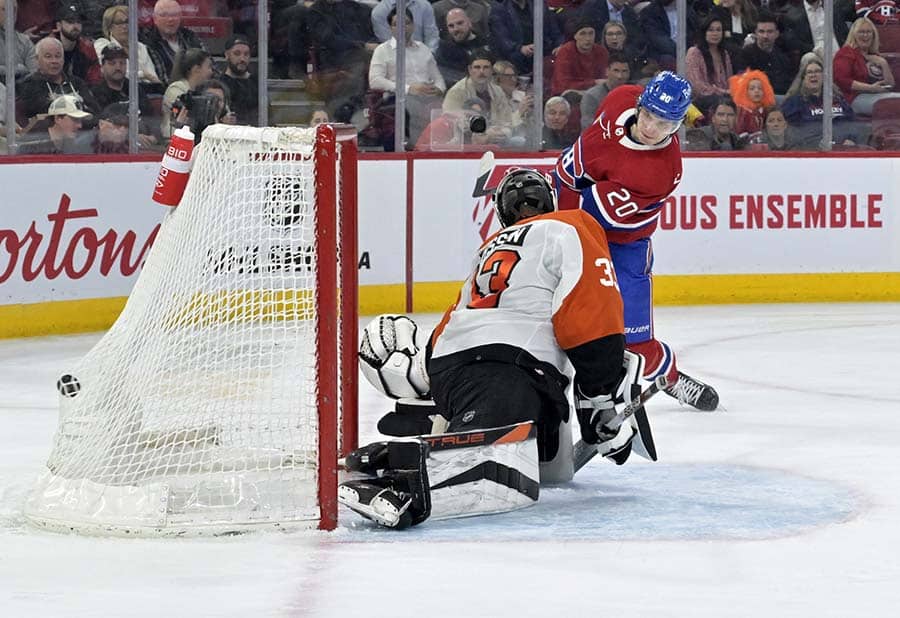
[{"xmin": 2, "ymin": 303, "xmax": 899, "ymax": 617}]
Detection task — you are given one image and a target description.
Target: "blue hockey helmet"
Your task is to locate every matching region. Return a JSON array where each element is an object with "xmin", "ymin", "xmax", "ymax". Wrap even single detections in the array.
[{"xmin": 637, "ymin": 71, "xmax": 692, "ymax": 122}]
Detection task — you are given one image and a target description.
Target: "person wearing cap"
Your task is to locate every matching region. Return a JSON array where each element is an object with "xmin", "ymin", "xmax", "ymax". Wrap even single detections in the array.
[
  {"xmin": 54, "ymin": 3, "xmax": 102, "ymax": 85},
  {"xmin": 90, "ymin": 45, "xmax": 160, "ymax": 149},
  {"xmin": 550, "ymin": 21, "xmax": 608, "ymax": 97},
  {"xmin": 91, "ymin": 45, "xmax": 153, "ymax": 113},
  {"xmin": 15, "ymin": 36, "xmax": 100, "ymax": 126},
  {"xmin": 218, "ymin": 35, "xmax": 258, "ymax": 125},
  {"xmin": 0, "ymin": 0, "xmax": 38, "ymax": 83},
  {"xmin": 139, "ymin": 0, "xmax": 206, "ymax": 86},
  {"xmin": 18, "ymin": 93, "xmax": 93, "ymax": 155},
  {"xmin": 95, "ymin": 4, "xmax": 162, "ymax": 85},
  {"xmin": 91, "ymin": 102, "xmax": 131, "ymax": 154}
]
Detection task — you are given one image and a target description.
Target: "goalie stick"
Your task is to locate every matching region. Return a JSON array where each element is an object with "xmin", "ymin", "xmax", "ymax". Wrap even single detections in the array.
[
  {"xmin": 471, "ymin": 151, "xmax": 497, "ymax": 197},
  {"xmin": 573, "ymin": 375, "xmax": 668, "ymax": 473}
]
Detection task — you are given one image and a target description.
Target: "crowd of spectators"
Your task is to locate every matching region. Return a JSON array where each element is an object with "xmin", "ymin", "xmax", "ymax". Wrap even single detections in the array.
[{"xmin": 4, "ymin": 0, "xmax": 900, "ymax": 155}]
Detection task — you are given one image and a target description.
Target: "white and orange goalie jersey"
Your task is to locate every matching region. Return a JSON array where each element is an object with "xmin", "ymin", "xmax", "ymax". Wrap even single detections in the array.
[{"xmin": 429, "ymin": 209, "xmax": 624, "ymax": 381}]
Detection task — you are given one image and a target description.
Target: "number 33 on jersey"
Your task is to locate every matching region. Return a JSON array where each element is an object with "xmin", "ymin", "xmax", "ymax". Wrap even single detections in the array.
[{"xmin": 430, "ymin": 210, "xmax": 624, "ymax": 369}]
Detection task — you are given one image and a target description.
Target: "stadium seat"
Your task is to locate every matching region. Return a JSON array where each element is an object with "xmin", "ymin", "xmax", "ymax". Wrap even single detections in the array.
[
  {"xmin": 869, "ymin": 97, "xmax": 900, "ymax": 149},
  {"xmin": 877, "ymin": 24, "xmax": 900, "ymax": 52},
  {"xmin": 884, "ymin": 52, "xmax": 900, "ymax": 85}
]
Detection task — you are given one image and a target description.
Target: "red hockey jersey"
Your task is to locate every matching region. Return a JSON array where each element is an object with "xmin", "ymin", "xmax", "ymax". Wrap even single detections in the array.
[{"xmin": 553, "ymin": 85, "xmax": 683, "ymax": 244}]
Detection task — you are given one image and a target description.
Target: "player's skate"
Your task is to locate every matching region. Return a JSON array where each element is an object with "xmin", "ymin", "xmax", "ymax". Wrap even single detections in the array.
[
  {"xmin": 338, "ymin": 476, "xmax": 420, "ymax": 529},
  {"xmin": 664, "ymin": 372, "xmax": 719, "ymax": 411}
]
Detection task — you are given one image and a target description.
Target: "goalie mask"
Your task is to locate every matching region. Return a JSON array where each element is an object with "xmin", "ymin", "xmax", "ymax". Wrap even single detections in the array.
[
  {"xmin": 359, "ymin": 314, "xmax": 431, "ymax": 399},
  {"xmin": 492, "ymin": 169, "xmax": 556, "ymax": 228}
]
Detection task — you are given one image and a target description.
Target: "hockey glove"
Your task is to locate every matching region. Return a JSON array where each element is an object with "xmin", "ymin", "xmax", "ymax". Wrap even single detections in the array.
[{"xmin": 575, "ymin": 387, "xmax": 635, "ymax": 465}]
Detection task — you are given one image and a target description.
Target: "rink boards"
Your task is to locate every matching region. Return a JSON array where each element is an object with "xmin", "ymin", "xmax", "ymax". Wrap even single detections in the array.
[{"xmin": 1, "ymin": 154, "xmax": 899, "ymax": 337}]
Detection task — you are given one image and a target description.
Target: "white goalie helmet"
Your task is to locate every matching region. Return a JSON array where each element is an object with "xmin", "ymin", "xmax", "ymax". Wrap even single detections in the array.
[{"xmin": 359, "ymin": 314, "xmax": 431, "ymax": 399}]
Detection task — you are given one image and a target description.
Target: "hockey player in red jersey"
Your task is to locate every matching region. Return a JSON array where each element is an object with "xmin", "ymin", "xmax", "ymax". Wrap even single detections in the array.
[
  {"xmin": 341, "ymin": 170, "xmax": 646, "ymax": 528},
  {"xmin": 554, "ymin": 71, "xmax": 719, "ymax": 412}
]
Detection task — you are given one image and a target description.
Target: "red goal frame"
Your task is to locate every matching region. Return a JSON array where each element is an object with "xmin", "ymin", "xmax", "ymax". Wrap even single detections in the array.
[{"xmin": 314, "ymin": 124, "xmax": 359, "ymax": 530}]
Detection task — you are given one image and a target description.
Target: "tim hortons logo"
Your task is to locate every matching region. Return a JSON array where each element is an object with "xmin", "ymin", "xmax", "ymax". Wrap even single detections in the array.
[
  {"xmin": 0, "ymin": 194, "xmax": 159, "ymax": 283},
  {"xmin": 471, "ymin": 163, "xmax": 554, "ymax": 241}
]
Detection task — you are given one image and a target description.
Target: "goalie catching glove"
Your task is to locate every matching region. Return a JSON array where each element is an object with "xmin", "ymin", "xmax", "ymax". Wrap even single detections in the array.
[
  {"xmin": 359, "ymin": 314, "xmax": 431, "ymax": 400},
  {"xmin": 575, "ymin": 350, "xmax": 644, "ymax": 465}
]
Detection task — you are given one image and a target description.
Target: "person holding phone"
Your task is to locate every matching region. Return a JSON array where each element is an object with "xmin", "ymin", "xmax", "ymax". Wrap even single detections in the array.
[{"xmin": 834, "ymin": 16, "xmax": 900, "ymax": 115}]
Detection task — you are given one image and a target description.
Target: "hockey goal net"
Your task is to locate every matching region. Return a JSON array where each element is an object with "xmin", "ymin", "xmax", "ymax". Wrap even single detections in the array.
[{"xmin": 24, "ymin": 124, "xmax": 359, "ymax": 536}]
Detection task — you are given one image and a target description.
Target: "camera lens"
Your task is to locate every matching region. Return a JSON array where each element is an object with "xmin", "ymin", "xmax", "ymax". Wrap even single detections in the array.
[{"xmin": 469, "ymin": 115, "xmax": 487, "ymax": 133}]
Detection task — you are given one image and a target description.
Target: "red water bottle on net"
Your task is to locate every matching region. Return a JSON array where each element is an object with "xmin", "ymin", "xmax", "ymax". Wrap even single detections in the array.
[{"xmin": 152, "ymin": 126, "xmax": 195, "ymax": 207}]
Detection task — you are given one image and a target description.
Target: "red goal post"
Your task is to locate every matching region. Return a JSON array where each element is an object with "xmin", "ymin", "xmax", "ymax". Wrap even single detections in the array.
[
  {"xmin": 315, "ymin": 123, "xmax": 359, "ymax": 530},
  {"xmin": 24, "ymin": 124, "xmax": 359, "ymax": 535}
]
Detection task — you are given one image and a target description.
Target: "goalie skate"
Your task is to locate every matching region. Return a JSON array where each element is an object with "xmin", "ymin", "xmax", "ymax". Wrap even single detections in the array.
[
  {"xmin": 338, "ymin": 477, "xmax": 416, "ymax": 529},
  {"xmin": 664, "ymin": 372, "xmax": 719, "ymax": 411}
]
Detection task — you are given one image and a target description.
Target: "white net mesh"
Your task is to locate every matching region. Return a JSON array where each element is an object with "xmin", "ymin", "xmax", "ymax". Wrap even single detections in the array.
[{"xmin": 25, "ymin": 126, "xmax": 348, "ymax": 536}]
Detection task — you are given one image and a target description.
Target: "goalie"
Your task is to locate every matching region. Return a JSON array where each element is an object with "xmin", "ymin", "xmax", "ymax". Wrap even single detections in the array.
[{"xmin": 340, "ymin": 169, "xmax": 645, "ymax": 529}]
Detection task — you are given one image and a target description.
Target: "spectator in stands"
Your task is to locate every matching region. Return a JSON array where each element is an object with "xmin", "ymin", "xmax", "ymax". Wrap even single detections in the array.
[
  {"xmin": 550, "ymin": 22, "xmax": 608, "ymax": 96},
  {"xmin": 91, "ymin": 46, "xmax": 159, "ymax": 149},
  {"xmin": 1, "ymin": 0, "xmax": 37, "ymax": 84},
  {"xmin": 95, "ymin": 5, "xmax": 162, "ymax": 86},
  {"xmin": 305, "ymin": 0, "xmax": 378, "ymax": 112},
  {"xmin": 547, "ymin": 0, "xmax": 604, "ymax": 41},
  {"xmin": 435, "ymin": 8, "xmax": 491, "ymax": 88},
  {"xmin": 600, "ymin": 21, "xmax": 640, "ymax": 69},
  {"xmin": 91, "ymin": 45, "xmax": 151, "ymax": 113},
  {"xmin": 369, "ymin": 7, "xmax": 446, "ymax": 145},
  {"xmin": 218, "ymin": 35, "xmax": 258, "ymax": 125},
  {"xmin": 541, "ymin": 95, "xmax": 577, "ymax": 149},
  {"xmin": 684, "ymin": 96, "xmax": 747, "ymax": 150},
  {"xmin": 639, "ymin": 0, "xmax": 697, "ymax": 70},
  {"xmin": 733, "ymin": 10, "xmax": 795, "ymax": 96},
  {"xmin": 11, "ymin": 0, "xmax": 55, "ymax": 42},
  {"xmin": 433, "ymin": 0, "xmax": 491, "ymax": 41},
  {"xmin": 782, "ymin": 0, "xmax": 855, "ymax": 61},
  {"xmin": 488, "ymin": 0, "xmax": 562, "ymax": 75},
  {"xmin": 54, "ymin": 4, "xmax": 102, "ymax": 86},
  {"xmin": 17, "ymin": 93, "xmax": 93, "ymax": 154},
  {"xmin": 493, "ymin": 59, "xmax": 534, "ymax": 126},
  {"xmin": 197, "ymin": 78, "xmax": 236, "ymax": 125},
  {"xmin": 756, "ymin": 106, "xmax": 799, "ymax": 150},
  {"xmin": 685, "ymin": 15, "xmax": 733, "ymax": 111},
  {"xmin": 15, "ymin": 36, "xmax": 100, "ymax": 126},
  {"xmin": 834, "ymin": 16, "xmax": 900, "ymax": 115},
  {"xmin": 444, "ymin": 51, "xmax": 516, "ymax": 140},
  {"xmin": 782, "ymin": 56, "xmax": 858, "ymax": 148},
  {"xmin": 729, "ymin": 69, "xmax": 776, "ymax": 141},
  {"xmin": 90, "ymin": 101, "xmax": 131, "ymax": 153},
  {"xmin": 309, "ymin": 108, "xmax": 330, "ymax": 126},
  {"xmin": 161, "ymin": 47, "xmax": 212, "ymax": 136},
  {"xmin": 415, "ymin": 96, "xmax": 494, "ymax": 150},
  {"xmin": 372, "ymin": 0, "xmax": 439, "ymax": 52},
  {"xmin": 711, "ymin": 0, "xmax": 756, "ymax": 58},
  {"xmin": 140, "ymin": 0, "xmax": 207, "ymax": 86},
  {"xmin": 595, "ymin": 0, "xmax": 644, "ymax": 53},
  {"xmin": 579, "ymin": 50, "xmax": 630, "ymax": 128},
  {"xmin": 79, "ymin": 0, "xmax": 125, "ymax": 39}
]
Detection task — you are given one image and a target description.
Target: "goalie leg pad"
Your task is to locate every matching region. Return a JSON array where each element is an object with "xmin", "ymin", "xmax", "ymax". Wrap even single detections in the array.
[
  {"xmin": 339, "ymin": 423, "xmax": 540, "ymax": 528},
  {"xmin": 422, "ymin": 422, "xmax": 540, "ymax": 521}
]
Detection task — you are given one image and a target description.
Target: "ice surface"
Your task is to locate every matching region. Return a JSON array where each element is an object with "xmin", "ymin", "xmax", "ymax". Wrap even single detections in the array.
[{"xmin": 2, "ymin": 304, "xmax": 899, "ymax": 617}]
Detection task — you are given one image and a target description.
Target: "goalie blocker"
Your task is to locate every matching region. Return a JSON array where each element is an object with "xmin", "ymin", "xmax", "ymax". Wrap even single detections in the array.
[{"xmin": 339, "ymin": 423, "xmax": 539, "ymax": 529}]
